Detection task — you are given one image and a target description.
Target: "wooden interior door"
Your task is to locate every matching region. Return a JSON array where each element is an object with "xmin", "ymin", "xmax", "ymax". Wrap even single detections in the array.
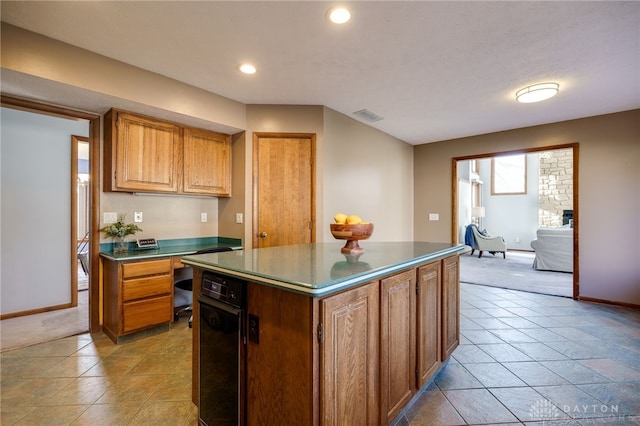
[{"xmin": 253, "ymin": 133, "xmax": 315, "ymax": 248}]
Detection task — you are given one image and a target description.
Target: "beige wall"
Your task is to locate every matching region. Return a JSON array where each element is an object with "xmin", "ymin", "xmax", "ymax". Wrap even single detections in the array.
[
  {"xmin": 218, "ymin": 132, "xmax": 247, "ymax": 242},
  {"xmin": 236, "ymin": 105, "xmax": 414, "ymax": 247},
  {"xmin": 1, "ymin": 23, "xmax": 247, "ymax": 242},
  {"xmin": 323, "ymin": 107, "xmax": 414, "ymax": 242},
  {"xmin": 414, "ymin": 110, "xmax": 640, "ymax": 305},
  {"xmin": 1, "ymin": 24, "xmax": 245, "ymax": 132}
]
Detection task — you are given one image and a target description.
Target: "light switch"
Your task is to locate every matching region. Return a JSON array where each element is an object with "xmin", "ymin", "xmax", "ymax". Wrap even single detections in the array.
[{"xmin": 235, "ymin": 213, "xmax": 243, "ymax": 224}]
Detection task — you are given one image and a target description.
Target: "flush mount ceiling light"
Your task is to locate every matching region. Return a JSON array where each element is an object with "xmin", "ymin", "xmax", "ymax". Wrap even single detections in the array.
[
  {"xmin": 239, "ymin": 64, "xmax": 256, "ymax": 74},
  {"xmin": 327, "ymin": 6, "xmax": 351, "ymax": 24},
  {"xmin": 515, "ymin": 82, "xmax": 559, "ymax": 103}
]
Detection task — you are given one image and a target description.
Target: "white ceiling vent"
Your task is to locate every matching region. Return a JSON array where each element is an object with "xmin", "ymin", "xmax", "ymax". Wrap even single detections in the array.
[{"xmin": 353, "ymin": 109, "xmax": 384, "ymax": 122}]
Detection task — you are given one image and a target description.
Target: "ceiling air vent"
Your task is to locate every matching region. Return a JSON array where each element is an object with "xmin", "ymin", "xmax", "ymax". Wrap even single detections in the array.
[{"xmin": 353, "ymin": 109, "xmax": 384, "ymax": 122}]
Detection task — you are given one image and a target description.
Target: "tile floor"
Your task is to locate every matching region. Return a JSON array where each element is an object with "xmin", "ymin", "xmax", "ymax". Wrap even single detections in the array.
[
  {"xmin": 1, "ymin": 319, "xmax": 196, "ymax": 425},
  {"xmin": 397, "ymin": 283, "xmax": 640, "ymax": 425},
  {"xmin": 1, "ymin": 283, "xmax": 639, "ymax": 425}
]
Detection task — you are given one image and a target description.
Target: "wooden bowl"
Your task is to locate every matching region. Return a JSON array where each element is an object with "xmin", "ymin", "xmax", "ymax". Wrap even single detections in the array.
[{"xmin": 330, "ymin": 223, "xmax": 374, "ymax": 254}]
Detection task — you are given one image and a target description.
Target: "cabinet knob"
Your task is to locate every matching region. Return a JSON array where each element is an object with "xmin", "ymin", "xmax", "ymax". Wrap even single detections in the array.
[{"xmin": 260, "ymin": 232, "xmax": 268, "ymax": 238}]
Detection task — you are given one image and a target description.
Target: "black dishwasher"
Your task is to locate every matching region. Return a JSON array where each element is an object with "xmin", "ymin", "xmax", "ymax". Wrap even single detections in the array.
[{"xmin": 198, "ymin": 271, "xmax": 246, "ymax": 426}]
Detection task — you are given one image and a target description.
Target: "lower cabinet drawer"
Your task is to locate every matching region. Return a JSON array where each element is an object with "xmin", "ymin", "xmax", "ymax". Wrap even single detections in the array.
[
  {"xmin": 122, "ymin": 296, "xmax": 172, "ymax": 333},
  {"xmin": 122, "ymin": 258, "xmax": 172, "ymax": 279},
  {"xmin": 123, "ymin": 275, "xmax": 172, "ymax": 302}
]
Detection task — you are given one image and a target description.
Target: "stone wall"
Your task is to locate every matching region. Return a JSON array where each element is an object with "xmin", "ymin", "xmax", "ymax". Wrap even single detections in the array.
[{"xmin": 538, "ymin": 148, "xmax": 573, "ymax": 227}]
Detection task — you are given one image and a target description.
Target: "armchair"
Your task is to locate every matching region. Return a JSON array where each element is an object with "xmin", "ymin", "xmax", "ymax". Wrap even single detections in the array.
[{"xmin": 465, "ymin": 224, "xmax": 507, "ymax": 258}]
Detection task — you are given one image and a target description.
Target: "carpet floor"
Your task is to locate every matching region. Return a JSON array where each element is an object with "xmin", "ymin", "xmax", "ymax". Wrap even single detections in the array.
[{"xmin": 459, "ymin": 249, "xmax": 573, "ymax": 298}]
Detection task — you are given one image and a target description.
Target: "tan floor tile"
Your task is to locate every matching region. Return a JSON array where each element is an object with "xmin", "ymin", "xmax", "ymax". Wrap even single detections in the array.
[
  {"xmin": 129, "ymin": 353, "xmax": 187, "ymax": 375},
  {"xmin": 12, "ymin": 404, "xmax": 88, "ymax": 426},
  {"xmin": 0, "ymin": 404, "xmax": 35, "ymax": 425},
  {"xmin": 3, "ymin": 337, "xmax": 92, "ymax": 358},
  {"xmin": 147, "ymin": 372, "xmax": 193, "ymax": 402},
  {"xmin": 72, "ymin": 340, "xmax": 120, "ymax": 357},
  {"xmin": 94, "ymin": 374, "xmax": 164, "ymax": 404},
  {"xmin": 69, "ymin": 402, "xmax": 143, "ymax": 425},
  {"xmin": 145, "ymin": 336, "xmax": 192, "ymax": 355},
  {"xmin": 110, "ymin": 335, "xmax": 167, "ymax": 357},
  {"xmin": 0, "ymin": 377, "xmax": 75, "ymax": 407},
  {"xmin": 81, "ymin": 355, "xmax": 142, "ymax": 377},
  {"xmin": 0, "ymin": 356, "xmax": 65, "ymax": 378},
  {"xmin": 41, "ymin": 376, "xmax": 112, "ymax": 406},
  {"xmin": 129, "ymin": 400, "xmax": 196, "ymax": 425},
  {"xmin": 41, "ymin": 355, "xmax": 101, "ymax": 377}
]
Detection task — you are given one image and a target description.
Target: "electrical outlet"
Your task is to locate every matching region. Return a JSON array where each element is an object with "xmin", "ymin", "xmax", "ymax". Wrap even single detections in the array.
[
  {"xmin": 134, "ymin": 211, "xmax": 143, "ymax": 223},
  {"xmin": 428, "ymin": 213, "xmax": 439, "ymax": 221},
  {"xmin": 235, "ymin": 213, "xmax": 243, "ymax": 224},
  {"xmin": 104, "ymin": 212, "xmax": 117, "ymax": 223},
  {"xmin": 201, "ymin": 213, "xmax": 207, "ymax": 222}
]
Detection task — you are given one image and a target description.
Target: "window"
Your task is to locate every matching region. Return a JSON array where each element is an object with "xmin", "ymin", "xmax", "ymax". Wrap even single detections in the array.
[{"xmin": 491, "ymin": 154, "xmax": 527, "ymax": 195}]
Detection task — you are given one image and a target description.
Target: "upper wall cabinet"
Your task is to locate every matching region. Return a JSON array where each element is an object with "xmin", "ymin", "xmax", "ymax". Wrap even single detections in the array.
[
  {"xmin": 104, "ymin": 109, "xmax": 231, "ymax": 197},
  {"xmin": 104, "ymin": 110, "xmax": 180, "ymax": 193},
  {"xmin": 183, "ymin": 127, "xmax": 231, "ymax": 196}
]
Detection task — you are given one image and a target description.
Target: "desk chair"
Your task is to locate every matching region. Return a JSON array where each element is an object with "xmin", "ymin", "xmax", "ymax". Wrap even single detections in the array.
[{"xmin": 174, "ymin": 246, "xmax": 233, "ymax": 327}]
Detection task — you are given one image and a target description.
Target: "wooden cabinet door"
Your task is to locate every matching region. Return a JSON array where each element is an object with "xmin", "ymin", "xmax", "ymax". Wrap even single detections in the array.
[
  {"xmin": 380, "ymin": 270, "xmax": 416, "ymax": 424},
  {"xmin": 417, "ymin": 261, "xmax": 442, "ymax": 387},
  {"xmin": 442, "ymin": 255, "xmax": 460, "ymax": 359},
  {"xmin": 254, "ymin": 133, "xmax": 314, "ymax": 248},
  {"xmin": 115, "ymin": 112, "xmax": 180, "ymax": 192},
  {"xmin": 183, "ymin": 127, "xmax": 231, "ymax": 196},
  {"xmin": 321, "ymin": 281, "xmax": 379, "ymax": 426}
]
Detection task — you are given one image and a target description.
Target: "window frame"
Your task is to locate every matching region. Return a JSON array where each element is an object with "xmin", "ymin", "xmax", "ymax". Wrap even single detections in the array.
[{"xmin": 491, "ymin": 154, "xmax": 527, "ymax": 195}]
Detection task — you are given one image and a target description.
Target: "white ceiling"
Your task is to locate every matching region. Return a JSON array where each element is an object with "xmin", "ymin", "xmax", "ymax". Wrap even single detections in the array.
[{"xmin": 1, "ymin": 1, "xmax": 639, "ymax": 145}]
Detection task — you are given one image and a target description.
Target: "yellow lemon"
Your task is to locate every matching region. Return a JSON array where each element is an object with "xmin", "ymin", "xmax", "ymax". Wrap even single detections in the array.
[
  {"xmin": 334, "ymin": 213, "xmax": 347, "ymax": 224},
  {"xmin": 346, "ymin": 215, "xmax": 362, "ymax": 225}
]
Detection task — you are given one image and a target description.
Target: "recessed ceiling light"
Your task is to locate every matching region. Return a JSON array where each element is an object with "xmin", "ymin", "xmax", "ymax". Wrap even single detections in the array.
[
  {"xmin": 239, "ymin": 64, "xmax": 256, "ymax": 75},
  {"xmin": 516, "ymin": 82, "xmax": 559, "ymax": 103},
  {"xmin": 327, "ymin": 7, "xmax": 351, "ymax": 24}
]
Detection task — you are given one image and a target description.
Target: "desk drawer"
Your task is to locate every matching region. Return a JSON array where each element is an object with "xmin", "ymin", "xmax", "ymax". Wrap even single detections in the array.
[
  {"xmin": 123, "ymin": 295, "xmax": 172, "ymax": 333},
  {"xmin": 122, "ymin": 258, "xmax": 171, "ymax": 279},
  {"xmin": 123, "ymin": 275, "xmax": 172, "ymax": 301}
]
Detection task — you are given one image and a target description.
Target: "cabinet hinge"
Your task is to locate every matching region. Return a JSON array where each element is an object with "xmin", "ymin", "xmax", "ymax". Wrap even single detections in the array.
[
  {"xmin": 317, "ymin": 322, "xmax": 323, "ymax": 344},
  {"xmin": 309, "ymin": 220, "xmax": 313, "ymax": 230},
  {"xmin": 416, "ymin": 283, "xmax": 419, "ymax": 295}
]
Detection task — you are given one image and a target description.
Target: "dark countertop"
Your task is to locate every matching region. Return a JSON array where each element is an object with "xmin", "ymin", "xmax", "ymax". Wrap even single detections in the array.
[
  {"xmin": 99, "ymin": 237, "xmax": 242, "ymax": 261},
  {"xmin": 181, "ymin": 241, "xmax": 464, "ymax": 296}
]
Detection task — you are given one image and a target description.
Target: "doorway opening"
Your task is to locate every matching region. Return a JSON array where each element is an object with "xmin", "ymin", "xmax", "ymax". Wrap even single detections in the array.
[
  {"xmin": 74, "ymin": 136, "xmax": 90, "ymax": 296},
  {"xmin": 453, "ymin": 144, "xmax": 579, "ymax": 299},
  {"xmin": 0, "ymin": 95, "xmax": 100, "ymax": 352}
]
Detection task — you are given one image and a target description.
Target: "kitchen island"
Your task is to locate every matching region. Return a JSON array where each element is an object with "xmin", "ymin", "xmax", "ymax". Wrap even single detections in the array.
[{"xmin": 182, "ymin": 241, "xmax": 463, "ymax": 425}]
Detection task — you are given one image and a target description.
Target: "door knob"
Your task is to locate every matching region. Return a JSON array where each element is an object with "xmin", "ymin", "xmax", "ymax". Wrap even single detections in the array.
[{"xmin": 260, "ymin": 232, "xmax": 268, "ymax": 238}]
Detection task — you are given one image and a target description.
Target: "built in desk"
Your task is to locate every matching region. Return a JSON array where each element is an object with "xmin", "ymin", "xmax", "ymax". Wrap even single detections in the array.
[{"xmin": 99, "ymin": 237, "xmax": 241, "ymax": 343}]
